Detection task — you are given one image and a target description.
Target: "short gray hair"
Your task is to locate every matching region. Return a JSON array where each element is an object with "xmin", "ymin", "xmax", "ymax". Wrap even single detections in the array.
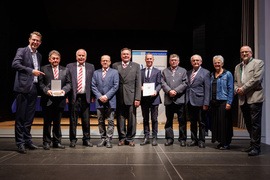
[
  {"xmin": 76, "ymin": 49, "xmax": 87, "ymax": 57},
  {"xmin": 49, "ymin": 50, "xmax": 61, "ymax": 58},
  {"xmin": 169, "ymin": 54, "xmax": 180, "ymax": 61},
  {"xmin": 213, "ymin": 55, "xmax": 224, "ymax": 64}
]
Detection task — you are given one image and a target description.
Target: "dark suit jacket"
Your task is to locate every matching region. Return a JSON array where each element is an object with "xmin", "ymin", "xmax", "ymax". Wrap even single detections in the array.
[
  {"xmin": 92, "ymin": 68, "xmax": 119, "ymax": 109},
  {"xmin": 66, "ymin": 62, "xmax": 95, "ymax": 104},
  {"xmin": 161, "ymin": 66, "xmax": 187, "ymax": 105},
  {"xmin": 141, "ymin": 67, "xmax": 161, "ymax": 106},
  {"xmin": 186, "ymin": 67, "xmax": 210, "ymax": 106},
  {"xmin": 39, "ymin": 64, "xmax": 71, "ymax": 108},
  {"xmin": 12, "ymin": 46, "xmax": 42, "ymax": 93},
  {"xmin": 112, "ymin": 61, "xmax": 141, "ymax": 105}
]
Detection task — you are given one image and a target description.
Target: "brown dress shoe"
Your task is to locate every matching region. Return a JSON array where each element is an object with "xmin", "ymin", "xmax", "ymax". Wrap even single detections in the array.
[
  {"xmin": 118, "ymin": 141, "xmax": 125, "ymax": 146},
  {"xmin": 129, "ymin": 141, "xmax": 135, "ymax": 147}
]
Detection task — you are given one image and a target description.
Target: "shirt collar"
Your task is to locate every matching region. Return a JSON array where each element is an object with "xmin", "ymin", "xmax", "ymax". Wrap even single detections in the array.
[
  {"xmin": 122, "ymin": 61, "xmax": 130, "ymax": 66},
  {"xmin": 77, "ymin": 62, "xmax": 85, "ymax": 67},
  {"xmin": 103, "ymin": 67, "xmax": 110, "ymax": 71},
  {"xmin": 28, "ymin": 45, "xmax": 38, "ymax": 54}
]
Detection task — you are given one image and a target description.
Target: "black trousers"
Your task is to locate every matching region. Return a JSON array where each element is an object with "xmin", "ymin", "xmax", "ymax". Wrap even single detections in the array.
[
  {"xmin": 165, "ymin": 103, "xmax": 186, "ymax": 142},
  {"xmin": 187, "ymin": 102, "xmax": 207, "ymax": 143},
  {"xmin": 116, "ymin": 103, "xmax": 137, "ymax": 142},
  {"xmin": 15, "ymin": 84, "xmax": 37, "ymax": 147},
  {"xmin": 240, "ymin": 102, "xmax": 263, "ymax": 150},
  {"xmin": 69, "ymin": 94, "xmax": 90, "ymax": 143},
  {"xmin": 43, "ymin": 105, "xmax": 63, "ymax": 145},
  {"xmin": 141, "ymin": 103, "xmax": 159, "ymax": 138}
]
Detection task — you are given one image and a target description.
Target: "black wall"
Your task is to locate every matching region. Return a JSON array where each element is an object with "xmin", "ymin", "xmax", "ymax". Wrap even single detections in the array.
[{"xmin": 1, "ymin": 0, "xmax": 242, "ymax": 121}]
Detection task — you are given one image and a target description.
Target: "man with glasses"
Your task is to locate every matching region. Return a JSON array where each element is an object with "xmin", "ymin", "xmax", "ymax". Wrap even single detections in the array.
[
  {"xmin": 12, "ymin": 31, "xmax": 44, "ymax": 153},
  {"xmin": 234, "ymin": 45, "xmax": 265, "ymax": 156}
]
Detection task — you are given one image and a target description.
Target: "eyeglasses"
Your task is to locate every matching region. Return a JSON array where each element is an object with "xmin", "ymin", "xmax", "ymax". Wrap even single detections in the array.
[{"xmin": 240, "ymin": 51, "xmax": 251, "ymax": 54}]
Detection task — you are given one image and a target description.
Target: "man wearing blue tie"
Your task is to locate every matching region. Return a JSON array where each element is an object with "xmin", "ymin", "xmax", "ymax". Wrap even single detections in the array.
[
  {"xmin": 140, "ymin": 53, "xmax": 161, "ymax": 146},
  {"xmin": 92, "ymin": 55, "xmax": 119, "ymax": 148}
]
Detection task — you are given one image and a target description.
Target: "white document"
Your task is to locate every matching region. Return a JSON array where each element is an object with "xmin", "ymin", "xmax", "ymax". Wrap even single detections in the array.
[
  {"xmin": 143, "ymin": 83, "xmax": 155, "ymax": 96},
  {"xmin": 51, "ymin": 80, "xmax": 64, "ymax": 96}
]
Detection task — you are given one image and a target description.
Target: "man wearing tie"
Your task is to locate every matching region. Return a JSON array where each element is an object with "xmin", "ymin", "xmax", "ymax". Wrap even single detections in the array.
[
  {"xmin": 186, "ymin": 54, "xmax": 210, "ymax": 148},
  {"xmin": 39, "ymin": 50, "xmax": 71, "ymax": 150},
  {"xmin": 12, "ymin": 31, "xmax": 45, "ymax": 153},
  {"xmin": 92, "ymin": 55, "xmax": 119, "ymax": 148},
  {"xmin": 67, "ymin": 49, "xmax": 95, "ymax": 148},
  {"xmin": 140, "ymin": 53, "xmax": 161, "ymax": 146},
  {"xmin": 112, "ymin": 48, "xmax": 141, "ymax": 147},
  {"xmin": 161, "ymin": 54, "xmax": 188, "ymax": 146}
]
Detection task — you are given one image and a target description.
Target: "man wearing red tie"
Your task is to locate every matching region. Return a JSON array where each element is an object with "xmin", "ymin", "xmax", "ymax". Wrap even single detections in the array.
[
  {"xmin": 39, "ymin": 50, "xmax": 71, "ymax": 150},
  {"xmin": 67, "ymin": 49, "xmax": 95, "ymax": 148}
]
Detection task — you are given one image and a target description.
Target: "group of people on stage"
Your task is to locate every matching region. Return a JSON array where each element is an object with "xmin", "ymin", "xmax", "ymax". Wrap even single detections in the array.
[{"xmin": 12, "ymin": 31, "xmax": 264, "ymax": 156}]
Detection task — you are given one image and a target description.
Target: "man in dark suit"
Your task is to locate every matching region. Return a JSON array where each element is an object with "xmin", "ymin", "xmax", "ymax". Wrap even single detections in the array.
[
  {"xmin": 140, "ymin": 53, "xmax": 161, "ymax": 146},
  {"xmin": 112, "ymin": 48, "xmax": 141, "ymax": 147},
  {"xmin": 161, "ymin": 54, "xmax": 188, "ymax": 146},
  {"xmin": 12, "ymin": 31, "xmax": 44, "ymax": 153},
  {"xmin": 92, "ymin": 55, "xmax": 119, "ymax": 148},
  {"xmin": 39, "ymin": 50, "xmax": 71, "ymax": 150},
  {"xmin": 67, "ymin": 49, "xmax": 95, "ymax": 147},
  {"xmin": 186, "ymin": 54, "xmax": 210, "ymax": 148}
]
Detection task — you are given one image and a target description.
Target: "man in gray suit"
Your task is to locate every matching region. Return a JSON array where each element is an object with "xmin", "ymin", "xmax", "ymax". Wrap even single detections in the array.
[
  {"xmin": 234, "ymin": 45, "xmax": 265, "ymax": 156},
  {"xmin": 112, "ymin": 48, "xmax": 141, "ymax": 147},
  {"xmin": 67, "ymin": 49, "xmax": 95, "ymax": 148},
  {"xmin": 161, "ymin": 54, "xmax": 188, "ymax": 146},
  {"xmin": 186, "ymin": 54, "xmax": 210, "ymax": 148},
  {"xmin": 92, "ymin": 55, "xmax": 119, "ymax": 148}
]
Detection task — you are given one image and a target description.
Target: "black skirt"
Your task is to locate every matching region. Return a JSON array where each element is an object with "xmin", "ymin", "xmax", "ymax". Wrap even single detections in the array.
[{"xmin": 210, "ymin": 100, "xmax": 233, "ymax": 145}]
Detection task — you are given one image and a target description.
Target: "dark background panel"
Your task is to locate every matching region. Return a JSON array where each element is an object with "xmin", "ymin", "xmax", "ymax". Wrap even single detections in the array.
[{"xmin": 1, "ymin": 0, "xmax": 242, "ymax": 121}]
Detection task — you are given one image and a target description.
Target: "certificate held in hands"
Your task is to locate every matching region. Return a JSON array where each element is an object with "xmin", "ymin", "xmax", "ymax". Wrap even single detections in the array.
[
  {"xmin": 143, "ymin": 83, "xmax": 155, "ymax": 96},
  {"xmin": 51, "ymin": 80, "xmax": 64, "ymax": 96}
]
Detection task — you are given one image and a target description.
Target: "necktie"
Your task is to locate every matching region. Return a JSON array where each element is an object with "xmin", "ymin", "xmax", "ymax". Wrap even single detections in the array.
[
  {"xmin": 147, "ymin": 68, "xmax": 150, "ymax": 79},
  {"xmin": 103, "ymin": 69, "xmax": 107, "ymax": 79},
  {"xmin": 172, "ymin": 68, "xmax": 175, "ymax": 76},
  {"xmin": 77, "ymin": 65, "xmax": 83, "ymax": 93},
  {"xmin": 54, "ymin": 67, "xmax": 58, "ymax": 79},
  {"xmin": 123, "ymin": 63, "xmax": 127, "ymax": 69},
  {"xmin": 190, "ymin": 69, "xmax": 196, "ymax": 84}
]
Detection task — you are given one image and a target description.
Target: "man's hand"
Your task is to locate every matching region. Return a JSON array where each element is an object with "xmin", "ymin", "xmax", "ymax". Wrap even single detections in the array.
[
  {"xmin": 169, "ymin": 90, "xmax": 177, "ymax": 97},
  {"xmin": 134, "ymin": 100, "xmax": 140, "ymax": 108},
  {"xmin": 151, "ymin": 90, "xmax": 157, "ymax": 97},
  {"xmin": 237, "ymin": 88, "xmax": 245, "ymax": 96},
  {"xmin": 225, "ymin": 104, "xmax": 231, "ymax": 110},
  {"xmin": 33, "ymin": 69, "xmax": 45, "ymax": 76},
  {"xmin": 203, "ymin": 105, "xmax": 208, "ymax": 111},
  {"xmin": 47, "ymin": 90, "xmax": 53, "ymax": 96},
  {"xmin": 99, "ymin": 95, "xmax": 108, "ymax": 103}
]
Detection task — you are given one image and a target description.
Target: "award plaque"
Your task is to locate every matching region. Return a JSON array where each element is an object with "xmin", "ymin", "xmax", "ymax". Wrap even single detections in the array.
[
  {"xmin": 143, "ymin": 83, "xmax": 155, "ymax": 96},
  {"xmin": 51, "ymin": 80, "xmax": 64, "ymax": 96}
]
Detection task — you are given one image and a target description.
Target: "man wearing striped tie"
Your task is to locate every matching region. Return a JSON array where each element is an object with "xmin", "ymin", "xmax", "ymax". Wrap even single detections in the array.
[
  {"xmin": 39, "ymin": 50, "xmax": 71, "ymax": 150},
  {"xmin": 92, "ymin": 55, "xmax": 119, "ymax": 148},
  {"xmin": 67, "ymin": 49, "xmax": 95, "ymax": 148},
  {"xmin": 186, "ymin": 54, "xmax": 210, "ymax": 148}
]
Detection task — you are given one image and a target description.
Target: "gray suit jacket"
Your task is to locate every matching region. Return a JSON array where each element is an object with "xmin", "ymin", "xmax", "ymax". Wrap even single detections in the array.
[
  {"xmin": 186, "ymin": 67, "xmax": 210, "ymax": 107},
  {"xmin": 161, "ymin": 66, "xmax": 187, "ymax": 105},
  {"xmin": 91, "ymin": 68, "xmax": 119, "ymax": 109},
  {"xmin": 66, "ymin": 62, "xmax": 95, "ymax": 104},
  {"xmin": 234, "ymin": 58, "xmax": 265, "ymax": 105},
  {"xmin": 112, "ymin": 61, "xmax": 141, "ymax": 106},
  {"xmin": 12, "ymin": 46, "xmax": 42, "ymax": 93}
]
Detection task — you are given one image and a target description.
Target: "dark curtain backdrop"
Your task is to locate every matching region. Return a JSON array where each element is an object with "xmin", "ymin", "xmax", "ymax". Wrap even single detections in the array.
[{"xmin": 1, "ymin": 0, "xmax": 242, "ymax": 121}]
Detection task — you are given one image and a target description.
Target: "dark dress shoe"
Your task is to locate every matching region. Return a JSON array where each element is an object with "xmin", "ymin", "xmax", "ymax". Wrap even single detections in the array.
[
  {"xmin": 43, "ymin": 143, "xmax": 50, "ymax": 150},
  {"xmin": 215, "ymin": 143, "xmax": 223, "ymax": 149},
  {"xmin": 198, "ymin": 142, "xmax": 205, "ymax": 148},
  {"xmin": 188, "ymin": 141, "xmax": 198, "ymax": 147},
  {"xmin": 164, "ymin": 139, "xmax": 173, "ymax": 146},
  {"xmin": 152, "ymin": 138, "xmax": 158, "ymax": 146},
  {"xmin": 140, "ymin": 138, "xmax": 150, "ymax": 146},
  {"xmin": 248, "ymin": 149, "xmax": 260, "ymax": 156},
  {"xmin": 241, "ymin": 146, "xmax": 253, "ymax": 152},
  {"xmin": 118, "ymin": 141, "xmax": 125, "ymax": 146},
  {"xmin": 219, "ymin": 145, "xmax": 230, "ymax": 150},
  {"xmin": 18, "ymin": 145, "xmax": 26, "ymax": 154},
  {"xmin": 97, "ymin": 139, "xmax": 107, "ymax": 147},
  {"xmin": 69, "ymin": 141, "xmax": 76, "ymax": 148},
  {"xmin": 83, "ymin": 141, "xmax": 93, "ymax": 147},
  {"xmin": 53, "ymin": 143, "xmax": 65, "ymax": 149},
  {"xmin": 26, "ymin": 144, "xmax": 40, "ymax": 150},
  {"xmin": 129, "ymin": 141, "xmax": 135, "ymax": 147},
  {"xmin": 180, "ymin": 140, "xmax": 186, "ymax": 147},
  {"xmin": 106, "ymin": 141, "xmax": 112, "ymax": 148}
]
